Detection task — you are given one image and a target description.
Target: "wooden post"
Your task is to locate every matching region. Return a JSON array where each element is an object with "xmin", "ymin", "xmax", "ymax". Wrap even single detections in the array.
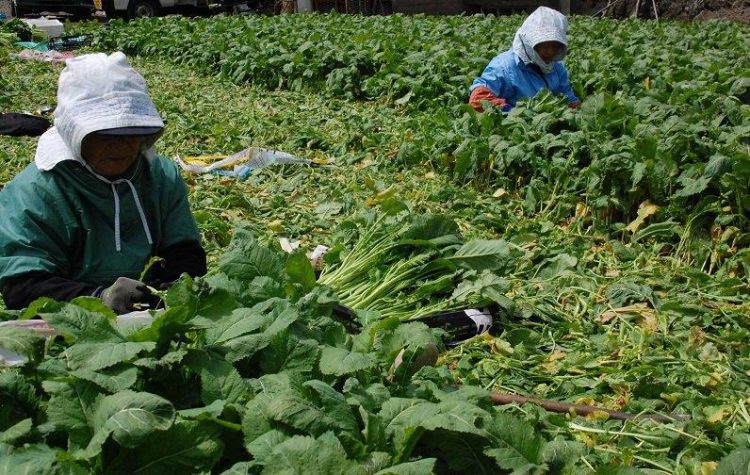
[
  {"xmin": 491, "ymin": 392, "xmax": 690, "ymax": 423},
  {"xmin": 559, "ymin": 0, "xmax": 570, "ymax": 15}
]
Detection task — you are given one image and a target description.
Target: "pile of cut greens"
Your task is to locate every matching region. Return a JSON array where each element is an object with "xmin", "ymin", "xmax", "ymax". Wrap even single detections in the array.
[{"xmin": 318, "ymin": 212, "xmax": 513, "ymax": 322}]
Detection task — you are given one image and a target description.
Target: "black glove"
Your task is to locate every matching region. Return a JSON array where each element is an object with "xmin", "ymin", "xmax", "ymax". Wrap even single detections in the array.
[
  {"xmin": 414, "ymin": 309, "xmax": 494, "ymax": 346},
  {"xmin": 101, "ymin": 277, "xmax": 157, "ymax": 315}
]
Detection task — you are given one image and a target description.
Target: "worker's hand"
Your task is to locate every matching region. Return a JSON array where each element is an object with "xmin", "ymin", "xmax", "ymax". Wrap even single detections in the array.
[
  {"xmin": 569, "ymin": 101, "xmax": 581, "ymax": 109},
  {"xmin": 101, "ymin": 277, "xmax": 156, "ymax": 315}
]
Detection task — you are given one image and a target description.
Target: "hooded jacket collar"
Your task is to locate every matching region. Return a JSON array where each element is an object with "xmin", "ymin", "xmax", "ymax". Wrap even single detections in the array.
[{"xmin": 34, "ymin": 52, "xmax": 164, "ymax": 252}]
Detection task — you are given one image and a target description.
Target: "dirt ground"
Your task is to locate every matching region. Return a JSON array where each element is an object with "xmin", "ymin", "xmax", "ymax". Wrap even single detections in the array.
[{"xmin": 574, "ymin": 0, "xmax": 750, "ymax": 23}]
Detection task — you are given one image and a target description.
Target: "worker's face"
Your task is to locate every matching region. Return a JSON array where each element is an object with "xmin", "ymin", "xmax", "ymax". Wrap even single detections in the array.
[
  {"xmin": 534, "ymin": 41, "xmax": 564, "ymax": 64},
  {"xmin": 81, "ymin": 133, "xmax": 157, "ymax": 178}
]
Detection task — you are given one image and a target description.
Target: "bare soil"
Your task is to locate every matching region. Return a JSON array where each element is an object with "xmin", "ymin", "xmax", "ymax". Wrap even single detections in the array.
[{"xmin": 573, "ymin": 0, "xmax": 750, "ymax": 23}]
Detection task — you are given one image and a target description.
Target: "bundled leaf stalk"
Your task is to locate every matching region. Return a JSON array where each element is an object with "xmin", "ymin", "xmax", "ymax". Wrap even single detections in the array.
[{"xmin": 318, "ymin": 212, "xmax": 513, "ymax": 321}]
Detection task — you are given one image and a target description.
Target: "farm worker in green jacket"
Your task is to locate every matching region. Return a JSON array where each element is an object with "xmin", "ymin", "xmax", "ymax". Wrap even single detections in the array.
[
  {"xmin": 469, "ymin": 6, "xmax": 580, "ymax": 112},
  {"xmin": 0, "ymin": 52, "xmax": 207, "ymax": 314}
]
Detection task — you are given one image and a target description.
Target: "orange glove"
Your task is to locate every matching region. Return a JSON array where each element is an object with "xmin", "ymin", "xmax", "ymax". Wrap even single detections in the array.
[{"xmin": 469, "ymin": 86, "xmax": 511, "ymax": 112}]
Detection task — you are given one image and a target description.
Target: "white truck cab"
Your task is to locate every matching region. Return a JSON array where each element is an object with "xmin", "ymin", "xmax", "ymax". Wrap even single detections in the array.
[{"xmin": 101, "ymin": 0, "xmax": 216, "ymax": 18}]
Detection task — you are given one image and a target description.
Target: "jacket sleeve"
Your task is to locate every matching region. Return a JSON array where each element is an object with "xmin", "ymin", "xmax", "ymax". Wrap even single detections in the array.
[
  {"xmin": 0, "ymin": 172, "xmax": 77, "ymax": 291},
  {"xmin": 149, "ymin": 158, "xmax": 207, "ymax": 288},
  {"xmin": 1, "ymin": 273, "xmax": 98, "ymax": 310},
  {"xmin": 471, "ymin": 60, "xmax": 513, "ymax": 100},
  {"xmin": 556, "ymin": 64, "xmax": 580, "ymax": 106},
  {"xmin": 145, "ymin": 240, "xmax": 207, "ymax": 288}
]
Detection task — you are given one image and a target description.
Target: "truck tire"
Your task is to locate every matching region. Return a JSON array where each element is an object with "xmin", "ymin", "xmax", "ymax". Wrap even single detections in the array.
[{"xmin": 127, "ymin": 0, "xmax": 160, "ymax": 18}]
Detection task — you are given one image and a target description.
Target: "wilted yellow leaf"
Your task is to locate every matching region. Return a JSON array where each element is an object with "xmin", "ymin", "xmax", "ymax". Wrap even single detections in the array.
[
  {"xmin": 660, "ymin": 392, "xmax": 679, "ymax": 404},
  {"xmin": 575, "ymin": 202, "xmax": 590, "ymax": 219},
  {"xmin": 374, "ymin": 185, "xmax": 397, "ymax": 203},
  {"xmin": 706, "ymin": 372, "xmax": 724, "ymax": 387},
  {"xmin": 490, "ymin": 338, "xmax": 514, "ymax": 356},
  {"xmin": 700, "ymin": 462, "xmax": 718, "ymax": 475},
  {"xmin": 605, "ymin": 268, "xmax": 620, "ymax": 277},
  {"xmin": 268, "ymin": 219, "xmax": 284, "ymax": 233},
  {"xmin": 547, "ymin": 350, "xmax": 566, "ymax": 362},
  {"xmin": 639, "ymin": 311, "xmax": 659, "ymax": 333},
  {"xmin": 705, "ymin": 406, "xmax": 727, "ymax": 423},
  {"xmin": 575, "ymin": 433, "xmax": 597, "ymax": 447},
  {"xmin": 493, "ymin": 188, "xmax": 507, "ymax": 198},
  {"xmin": 357, "ymin": 158, "xmax": 374, "ymax": 169},
  {"xmin": 596, "ymin": 303, "xmax": 654, "ymax": 324},
  {"xmin": 584, "ymin": 410, "xmax": 611, "ymax": 421},
  {"xmin": 575, "ymin": 396, "xmax": 596, "ymax": 406},
  {"xmin": 626, "ymin": 201, "xmax": 660, "ymax": 234}
]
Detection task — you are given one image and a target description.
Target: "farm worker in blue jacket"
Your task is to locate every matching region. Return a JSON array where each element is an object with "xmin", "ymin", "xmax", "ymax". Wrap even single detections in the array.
[
  {"xmin": 0, "ymin": 52, "xmax": 206, "ymax": 314},
  {"xmin": 469, "ymin": 6, "xmax": 580, "ymax": 112}
]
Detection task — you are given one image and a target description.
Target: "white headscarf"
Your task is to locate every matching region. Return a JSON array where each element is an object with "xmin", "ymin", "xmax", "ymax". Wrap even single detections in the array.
[
  {"xmin": 512, "ymin": 6, "xmax": 569, "ymax": 74},
  {"xmin": 35, "ymin": 52, "xmax": 164, "ymax": 170},
  {"xmin": 34, "ymin": 52, "xmax": 165, "ymax": 252}
]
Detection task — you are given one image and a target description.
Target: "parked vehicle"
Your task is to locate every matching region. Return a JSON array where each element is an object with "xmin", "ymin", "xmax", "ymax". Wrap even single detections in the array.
[
  {"xmin": 11, "ymin": 0, "xmax": 247, "ymax": 19},
  {"xmin": 102, "ymin": 0, "xmax": 250, "ymax": 18},
  {"xmin": 12, "ymin": 0, "xmax": 94, "ymax": 18}
]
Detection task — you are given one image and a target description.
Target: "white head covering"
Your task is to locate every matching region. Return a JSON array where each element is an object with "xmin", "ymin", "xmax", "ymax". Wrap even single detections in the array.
[
  {"xmin": 512, "ymin": 6, "xmax": 569, "ymax": 74},
  {"xmin": 35, "ymin": 52, "xmax": 164, "ymax": 170},
  {"xmin": 34, "ymin": 52, "xmax": 164, "ymax": 252}
]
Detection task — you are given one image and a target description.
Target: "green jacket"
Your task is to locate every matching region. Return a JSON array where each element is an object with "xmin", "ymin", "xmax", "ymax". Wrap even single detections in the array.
[{"xmin": 0, "ymin": 156, "xmax": 200, "ymax": 289}]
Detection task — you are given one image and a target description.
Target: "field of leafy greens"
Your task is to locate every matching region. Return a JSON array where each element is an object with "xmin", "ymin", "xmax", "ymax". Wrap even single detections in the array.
[{"xmin": 1, "ymin": 12, "xmax": 749, "ymax": 475}]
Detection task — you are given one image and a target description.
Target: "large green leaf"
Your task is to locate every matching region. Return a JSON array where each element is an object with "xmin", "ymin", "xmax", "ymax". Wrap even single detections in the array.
[
  {"xmin": 219, "ymin": 228, "xmax": 283, "ymax": 281},
  {"xmin": 263, "ymin": 392, "xmax": 343, "ymax": 436},
  {"xmin": 106, "ymin": 420, "xmax": 224, "ymax": 475},
  {"xmin": 0, "ymin": 327, "xmax": 43, "ymax": 359},
  {"xmin": 70, "ymin": 365, "xmax": 139, "ymax": 393},
  {"xmin": 540, "ymin": 440, "xmax": 586, "ymax": 473},
  {"xmin": 286, "ymin": 249, "xmax": 317, "ymax": 292},
  {"xmin": 62, "ymin": 342, "xmax": 156, "ymax": 371},
  {"xmin": 224, "ymin": 303, "xmax": 299, "ymax": 362},
  {"xmin": 42, "ymin": 380, "xmax": 99, "ymax": 450},
  {"xmin": 445, "ymin": 239, "xmax": 510, "ymax": 271},
  {"xmin": 420, "ymin": 400, "xmax": 492, "ymax": 437},
  {"xmin": 535, "ymin": 253, "xmax": 578, "ymax": 280},
  {"xmin": 204, "ymin": 305, "xmax": 275, "ymax": 345},
  {"xmin": 303, "ymin": 380, "xmax": 360, "ymax": 437},
  {"xmin": 178, "ymin": 399, "xmax": 226, "ymax": 420},
  {"xmin": 379, "ymin": 398, "xmax": 438, "ymax": 455},
  {"xmin": 484, "ymin": 413, "xmax": 545, "ymax": 472},
  {"xmin": 259, "ymin": 336, "xmax": 320, "ymax": 376},
  {"xmin": 319, "ymin": 346, "xmax": 378, "ymax": 377},
  {"xmin": 261, "ymin": 432, "xmax": 367, "ymax": 475},
  {"xmin": 401, "ymin": 214, "xmax": 459, "ymax": 241},
  {"xmin": 0, "ymin": 418, "xmax": 32, "ymax": 445},
  {"xmin": 80, "ymin": 390, "xmax": 175, "ymax": 458},
  {"xmin": 674, "ymin": 175, "xmax": 711, "ymax": 198},
  {"xmin": 245, "ymin": 429, "xmax": 289, "ymax": 464},
  {"xmin": 0, "ymin": 372, "xmax": 39, "ymax": 433},
  {"xmin": 219, "ymin": 462, "xmax": 259, "ymax": 475},
  {"xmin": 184, "ymin": 349, "xmax": 248, "ymax": 405},
  {"xmin": 374, "ymin": 458, "xmax": 436, "ymax": 475},
  {"xmin": 716, "ymin": 449, "xmax": 750, "ymax": 475},
  {"xmin": 40, "ymin": 304, "xmax": 123, "ymax": 343},
  {"xmin": 0, "ymin": 444, "xmax": 58, "ymax": 474}
]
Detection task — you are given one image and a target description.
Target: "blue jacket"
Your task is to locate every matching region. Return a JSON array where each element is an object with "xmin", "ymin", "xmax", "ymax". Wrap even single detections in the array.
[{"xmin": 470, "ymin": 50, "xmax": 579, "ymax": 109}]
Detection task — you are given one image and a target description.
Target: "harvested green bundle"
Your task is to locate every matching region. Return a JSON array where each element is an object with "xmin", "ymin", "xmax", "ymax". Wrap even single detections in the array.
[{"xmin": 318, "ymin": 212, "xmax": 514, "ymax": 322}]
